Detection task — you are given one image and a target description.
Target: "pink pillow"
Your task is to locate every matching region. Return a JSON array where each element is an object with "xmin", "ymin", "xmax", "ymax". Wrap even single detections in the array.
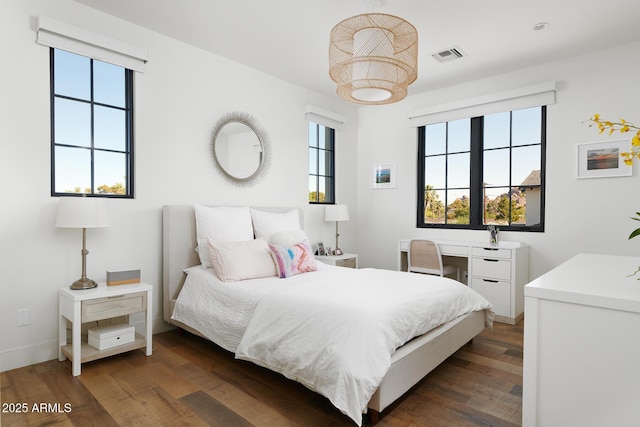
[{"xmin": 268, "ymin": 242, "xmax": 317, "ymax": 278}]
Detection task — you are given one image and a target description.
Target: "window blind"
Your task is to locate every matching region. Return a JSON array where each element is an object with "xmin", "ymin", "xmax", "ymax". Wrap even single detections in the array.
[
  {"xmin": 36, "ymin": 15, "xmax": 148, "ymax": 72},
  {"xmin": 305, "ymin": 105, "xmax": 345, "ymax": 131},
  {"xmin": 408, "ymin": 81, "xmax": 556, "ymax": 127}
]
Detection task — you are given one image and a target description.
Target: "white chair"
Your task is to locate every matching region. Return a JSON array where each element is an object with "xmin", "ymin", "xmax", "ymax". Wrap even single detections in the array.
[{"xmin": 408, "ymin": 239, "xmax": 460, "ymax": 281}]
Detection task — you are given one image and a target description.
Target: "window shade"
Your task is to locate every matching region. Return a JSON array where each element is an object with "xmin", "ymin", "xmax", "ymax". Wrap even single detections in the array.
[
  {"xmin": 408, "ymin": 81, "xmax": 556, "ymax": 127},
  {"xmin": 36, "ymin": 15, "xmax": 148, "ymax": 72},
  {"xmin": 305, "ymin": 105, "xmax": 345, "ymax": 131}
]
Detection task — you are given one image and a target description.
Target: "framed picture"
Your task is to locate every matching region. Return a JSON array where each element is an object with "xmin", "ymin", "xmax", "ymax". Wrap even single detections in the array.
[
  {"xmin": 577, "ymin": 140, "xmax": 632, "ymax": 179},
  {"xmin": 371, "ymin": 162, "xmax": 396, "ymax": 189},
  {"xmin": 317, "ymin": 242, "xmax": 325, "ymax": 256}
]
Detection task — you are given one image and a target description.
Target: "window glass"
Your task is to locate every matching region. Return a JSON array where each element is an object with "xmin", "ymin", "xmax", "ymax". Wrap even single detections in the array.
[
  {"xmin": 419, "ymin": 106, "xmax": 545, "ymax": 231},
  {"xmin": 51, "ymin": 48, "xmax": 133, "ymax": 197},
  {"xmin": 484, "ymin": 111, "xmax": 510, "ymax": 149},
  {"xmin": 54, "ymin": 49, "xmax": 90, "ymax": 100},
  {"xmin": 93, "ymin": 60, "xmax": 126, "ymax": 107},
  {"xmin": 308, "ymin": 122, "xmax": 335, "ymax": 204},
  {"xmin": 447, "ymin": 119, "xmax": 471, "ymax": 153}
]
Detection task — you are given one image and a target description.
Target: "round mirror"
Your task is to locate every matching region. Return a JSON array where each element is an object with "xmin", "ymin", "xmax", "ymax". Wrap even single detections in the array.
[{"xmin": 211, "ymin": 112, "xmax": 271, "ymax": 185}]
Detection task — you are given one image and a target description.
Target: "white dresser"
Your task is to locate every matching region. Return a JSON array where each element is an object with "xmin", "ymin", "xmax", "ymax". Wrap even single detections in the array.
[
  {"xmin": 398, "ymin": 239, "xmax": 529, "ymax": 324},
  {"xmin": 523, "ymin": 253, "xmax": 640, "ymax": 427}
]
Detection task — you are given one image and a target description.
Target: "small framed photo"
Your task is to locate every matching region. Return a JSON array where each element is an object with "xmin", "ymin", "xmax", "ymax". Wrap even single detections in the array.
[
  {"xmin": 317, "ymin": 242, "xmax": 325, "ymax": 256},
  {"xmin": 577, "ymin": 139, "xmax": 632, "ymax": 179},
  {"xmin": 371, "ymin": 162, "xmax": 396, "ymax": 189}
]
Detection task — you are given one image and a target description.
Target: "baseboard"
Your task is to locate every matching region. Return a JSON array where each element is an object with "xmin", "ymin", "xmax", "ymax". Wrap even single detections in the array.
[
  {"xmin": 0, "ymin": 340, "xmax": 58, "ymax": 373},
  {"xmin": 1, "ymin": 317, "xmax": 171, "ymax": 373}
]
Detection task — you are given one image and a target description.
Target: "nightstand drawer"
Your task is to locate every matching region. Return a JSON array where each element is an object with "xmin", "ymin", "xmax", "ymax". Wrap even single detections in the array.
[
  {"xmin": 82, "ymin": 292, "xmax": 147, "ymax": 322},
  {"xmin": 335, "ymin": 258, "xmax": 357, "ymax": 268}
]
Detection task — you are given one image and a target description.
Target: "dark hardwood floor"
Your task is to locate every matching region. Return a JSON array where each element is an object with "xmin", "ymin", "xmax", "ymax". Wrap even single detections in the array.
[{"xmin": 1, "ymin": 321, "xmax": 523, "ymax": 426}]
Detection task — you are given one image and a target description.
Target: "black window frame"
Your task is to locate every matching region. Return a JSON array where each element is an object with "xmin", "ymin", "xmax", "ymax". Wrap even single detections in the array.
[
  {"xmin": 417, "ymin": 106, "xmax": 546, "ymax": 232},
  {"xmin": 50, "ymin": 48, "xmax": 135, "ymax": 198},
  {"xmin": 308, "ymin": 122, "xmax": 336, "ymax": 204}
]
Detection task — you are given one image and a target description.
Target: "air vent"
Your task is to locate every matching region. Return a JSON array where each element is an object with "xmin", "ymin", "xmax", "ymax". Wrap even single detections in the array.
[{"xmin": 431, "ymin": 47, "xmax": 466, "ymax": 63}]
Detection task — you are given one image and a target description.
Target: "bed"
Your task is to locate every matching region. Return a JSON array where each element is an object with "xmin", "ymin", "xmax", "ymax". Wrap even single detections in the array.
[{"xmin": 162, "ymin": 205, "xmax": 493, "ymax": 424}]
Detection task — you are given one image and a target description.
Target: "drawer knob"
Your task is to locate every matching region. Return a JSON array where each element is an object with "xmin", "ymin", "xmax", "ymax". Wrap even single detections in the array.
[
  {"xmin": 483, "ymin": 279, "xmax": 499, "ymax": 283},
  {"xmin": 483, "ymin": 258, "xmax": 499, "ymax": 262}
]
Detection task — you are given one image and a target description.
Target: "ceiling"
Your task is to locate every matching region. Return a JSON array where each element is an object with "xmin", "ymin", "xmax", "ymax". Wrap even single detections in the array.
[{"xmin": 74, "ymin": 0, "xmax": 640, "ymax": 102}]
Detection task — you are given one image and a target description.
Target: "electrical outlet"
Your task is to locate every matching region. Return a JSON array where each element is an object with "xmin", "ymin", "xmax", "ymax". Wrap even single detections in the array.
[{"xmin": 17, "ymin": 309, "xmax": 30, "ymax": 327}]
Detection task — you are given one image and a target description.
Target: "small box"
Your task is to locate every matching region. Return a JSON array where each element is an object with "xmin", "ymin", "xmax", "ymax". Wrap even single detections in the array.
[
  {"xmin": 106, "ymin": 269, "xmax": 140, "ymax": 286},
  {"xmin": 88, "ymin": 324, "xmax": 135, "ymax": 350}
]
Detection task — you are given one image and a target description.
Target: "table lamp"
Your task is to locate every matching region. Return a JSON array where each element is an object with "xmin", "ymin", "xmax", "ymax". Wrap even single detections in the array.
[
  {"xmin": 56, "ymin": 196, "xmax": 111, "ymax": 290},
  {"xmin": 324, "ymin": 204, "xmax": 349, "ymax": 255}
]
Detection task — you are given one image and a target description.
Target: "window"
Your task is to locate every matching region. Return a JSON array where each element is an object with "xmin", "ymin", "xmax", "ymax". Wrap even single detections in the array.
[
  {"xmin": 51, "ymin": 48, "xmax": 134, "ymax": 197},
  {"xmin": 308, "ymin": 122, "xmax": 335, "ymax": 204},
  {"xmin": 418, "ymin": 106, "xmax": 545, "ymax": 231}
]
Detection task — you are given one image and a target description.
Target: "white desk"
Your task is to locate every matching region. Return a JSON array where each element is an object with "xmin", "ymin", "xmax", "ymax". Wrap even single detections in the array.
[
  {"xmin": 398, "ymin": 239, "xmax": 529, "ymax": 324},
  {"xmin": 522, "ymin": 253, "xmax": 640, "ymax": 427}
]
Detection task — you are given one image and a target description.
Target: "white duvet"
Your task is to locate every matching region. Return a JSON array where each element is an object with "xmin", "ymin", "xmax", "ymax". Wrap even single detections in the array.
[{"xmin": 173, "ymin": 264, "xmax": 493, "ymax": 425}]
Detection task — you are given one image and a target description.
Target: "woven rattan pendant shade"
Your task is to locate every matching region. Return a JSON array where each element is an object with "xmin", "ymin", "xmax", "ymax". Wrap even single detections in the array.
[{"xmin": 329, "ymin": 13, "xmax": 418, "ymax": 105}]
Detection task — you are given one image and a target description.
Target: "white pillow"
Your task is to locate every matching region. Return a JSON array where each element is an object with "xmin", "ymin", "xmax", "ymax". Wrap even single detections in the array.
[
  {"xmin": 270, "ymin": 229, "xmax": 309, "ymax": 246},
  {"xmin": 194, "ymin": 205, "xmax": 254, "ymax": 268},
  {"xmin": 250, "ymin": 209, "xmax": 301, "ymax": 239},
  {"xmin": 207, "ymin": 238, "xmax": 276, "ymax": 282}
]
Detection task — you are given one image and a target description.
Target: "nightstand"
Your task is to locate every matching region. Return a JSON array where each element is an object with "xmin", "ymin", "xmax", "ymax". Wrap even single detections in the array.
[
  {"xmin": 315, "ymin": 253, "xmax": 358, "ymax": 268},
  {"xmin": 58, "ymin": 282, "xmax": 152, "ymax": 376}
]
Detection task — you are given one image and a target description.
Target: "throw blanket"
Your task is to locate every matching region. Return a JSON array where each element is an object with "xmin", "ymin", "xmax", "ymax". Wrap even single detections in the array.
[{"xmin": 235, "ymin": 267, "xmax": 493, "ymax": 425}]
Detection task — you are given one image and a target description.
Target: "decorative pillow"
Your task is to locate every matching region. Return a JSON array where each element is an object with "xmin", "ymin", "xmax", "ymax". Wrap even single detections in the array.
[
  {"xmin": 250, "ymin": 209, "xmax": 301, "ymax": 240},
  {"xmin": 208, "ymin": 238, "xmax": 276, "ymax": 282},
  {"xmin": 268, "ymin": 242, "xmax": 317, "ymax": 278},
  {"xmin": 194, "ymin": 205, "xmax": 254, "ymax": 268}
]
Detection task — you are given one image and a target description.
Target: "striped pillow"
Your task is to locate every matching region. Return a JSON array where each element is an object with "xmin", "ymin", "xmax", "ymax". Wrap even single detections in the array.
[{"xmin": 268, "ymin": 242, "xmax": 317, "ymax": 278}]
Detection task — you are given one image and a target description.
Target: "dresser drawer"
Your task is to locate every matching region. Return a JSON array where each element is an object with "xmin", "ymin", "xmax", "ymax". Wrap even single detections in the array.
[
  {"xmin": 471, "ymin": 278, "xmax": 510, "ymax": 317},
  {"xmin": 472, "ymin": 257, "xmax": 511, "ymax": 280},
  {"xmin": 471, "ymin": 246, "xmax": 512, "ymax": 259},
  {"xmin": 335, "ymin": 258, "xmax": 357, "ymax": 268},
  {"xmin": 82, "ymin": 292, "xmax": 147, "ymax": 322}
]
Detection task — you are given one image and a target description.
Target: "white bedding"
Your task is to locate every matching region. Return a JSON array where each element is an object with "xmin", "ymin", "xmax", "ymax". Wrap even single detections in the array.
[{"xmin": 173, "ymin": 264, "xmax": 493, "ymax": 425}]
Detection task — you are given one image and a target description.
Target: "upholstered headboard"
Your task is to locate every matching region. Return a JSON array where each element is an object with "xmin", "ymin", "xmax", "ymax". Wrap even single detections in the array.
[{"xmin": 161, "ymin": 205, "xmax": 303, "ymax": 324}]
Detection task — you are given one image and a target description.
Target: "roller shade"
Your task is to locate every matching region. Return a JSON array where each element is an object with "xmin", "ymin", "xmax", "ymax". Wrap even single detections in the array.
[
  {"xmin": 408, "ymin": 81, "xmax": 556, "ymax": 127},
  {"xmin": 36, "ymin": 15, "xmax": 148, "ymax": 72},
  {"xmin": 305, "ymin": 105, "xmax": 345, "ymax": 131}
]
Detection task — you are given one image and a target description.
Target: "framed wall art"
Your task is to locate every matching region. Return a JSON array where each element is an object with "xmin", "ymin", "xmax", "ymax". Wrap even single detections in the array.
[
  {"xmin": 576, "ymin": 139, "xmax": 632, "ymax": 179},
  {"xmin": 371, "ymin": 162, "xmax": 396, "ymax": 189}
]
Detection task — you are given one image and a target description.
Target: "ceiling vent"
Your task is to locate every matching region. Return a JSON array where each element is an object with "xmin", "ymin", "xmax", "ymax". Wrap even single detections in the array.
[{"xmin": 431, "ymin": 47, "xmax": 466, "ymax": 63}]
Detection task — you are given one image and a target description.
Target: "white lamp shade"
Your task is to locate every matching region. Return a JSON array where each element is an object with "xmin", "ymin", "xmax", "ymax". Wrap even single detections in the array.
[
  {"xmin": 56, "ymin": 197, "xmax": 111, "ymax": 228},
  {"xmin": 324, "ymin": 204, "xmax": 350, "ymax": 222}
]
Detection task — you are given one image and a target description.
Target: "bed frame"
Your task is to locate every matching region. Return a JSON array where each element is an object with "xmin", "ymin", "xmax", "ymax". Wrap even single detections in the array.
[{"xmin": 162, "ymin": 205, "xmax": 486, "ymax": 423}]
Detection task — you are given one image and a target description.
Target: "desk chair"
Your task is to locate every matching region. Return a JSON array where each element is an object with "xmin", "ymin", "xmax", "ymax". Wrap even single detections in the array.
[{"xmin": 408, "ymin": 239, "xmax": 460, "ymax": 281}]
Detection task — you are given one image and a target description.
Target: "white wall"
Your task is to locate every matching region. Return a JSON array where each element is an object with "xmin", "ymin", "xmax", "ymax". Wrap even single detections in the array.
[
  {"xmin": 356, "ymin": 39, "xmax": 640, "ymax": 279},
  {"xmin": 3, "ymin": 0, "xmax": 639, "ymax": 373},
  {"xmin": 0, "ymin": 0, "xmax": 358, "ymax": 371}
]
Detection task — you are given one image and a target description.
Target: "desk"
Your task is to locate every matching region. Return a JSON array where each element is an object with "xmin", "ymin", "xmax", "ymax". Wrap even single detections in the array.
[
  {"xmin": 522, "ymin": 254, "xmax": 640, "ymax": 426},
  {"xmin": 398, "ymin": 239, "xmax": 529, "ymax": 324}
]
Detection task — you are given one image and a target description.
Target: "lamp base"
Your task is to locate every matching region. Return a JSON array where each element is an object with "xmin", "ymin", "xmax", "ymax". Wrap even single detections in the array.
[{"xmin": 70, "ymin": 277, "xmax": 98, "ymax": 290}]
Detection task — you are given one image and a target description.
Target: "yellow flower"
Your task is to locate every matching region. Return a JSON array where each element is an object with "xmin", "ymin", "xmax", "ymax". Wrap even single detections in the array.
[{"xmin": 587, "ymin": 114, "xmax": 640, "ymax": 165}]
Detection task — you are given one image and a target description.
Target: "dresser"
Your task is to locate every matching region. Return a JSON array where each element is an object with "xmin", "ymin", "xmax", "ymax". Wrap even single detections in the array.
[
  {"xmin": 522, "ymin": 253, "xmax": 640, "ymax": 427},
  {"xmin": 398, "ymin": 239, "xmax": 529, "ymax": 324}
]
